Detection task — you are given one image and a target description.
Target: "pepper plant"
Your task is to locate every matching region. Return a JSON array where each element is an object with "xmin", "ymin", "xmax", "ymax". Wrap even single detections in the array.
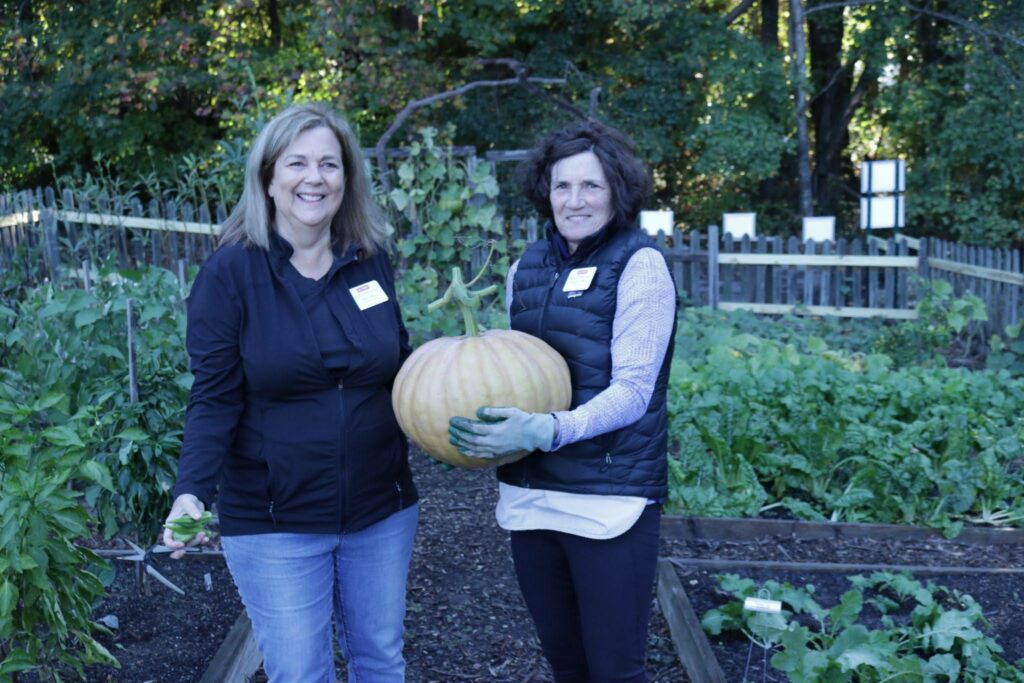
[
  {"xmin": 1, "ymin": 264, "xmax": 189, "ymax": 540},
  {"xmin": 0, "ymin": 378, "xmax": 119, "ymax": 679}
]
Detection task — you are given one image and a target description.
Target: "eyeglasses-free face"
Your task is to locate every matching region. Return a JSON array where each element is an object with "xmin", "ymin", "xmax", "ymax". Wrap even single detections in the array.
[
  {"xmin": 549, "ymin": 151, "xmax": 612, "ymax": 254},
  {"xmin": 268, "ymin": 126, "xmax": 346, "ymax": 239}
]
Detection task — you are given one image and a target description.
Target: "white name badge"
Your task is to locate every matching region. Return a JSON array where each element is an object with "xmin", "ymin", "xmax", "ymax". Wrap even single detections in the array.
[
  {"xmin": 349, "ymin": 280, "xmax": 389, "ymax": 311},
  {"xmin": 562, "ymin": 267, "xmax": 597, "ymax": 292}
]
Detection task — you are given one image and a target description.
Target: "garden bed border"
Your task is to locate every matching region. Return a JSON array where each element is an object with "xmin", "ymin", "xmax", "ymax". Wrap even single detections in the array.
[
  {"xmin": 198, "ymin": 609, "xmax": 262, "ymax": 683},
  {"xmin": 655, "ymin": 558, "xmax": 727, "ymax": 683},
  {"xmin": 661, "ymin": 515, "xmax": 1024, "ymax": 545}
]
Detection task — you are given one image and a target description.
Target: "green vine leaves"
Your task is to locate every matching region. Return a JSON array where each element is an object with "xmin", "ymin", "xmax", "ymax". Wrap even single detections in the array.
[{"xmin": 383, "ymin": 126, "xmax": 511, "ymax": 344}]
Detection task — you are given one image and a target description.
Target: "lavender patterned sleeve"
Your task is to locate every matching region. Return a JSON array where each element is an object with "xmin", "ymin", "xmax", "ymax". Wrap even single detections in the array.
[{"xmin": 505, "ymin": 247, "xmax": 677, "ymax": 449}]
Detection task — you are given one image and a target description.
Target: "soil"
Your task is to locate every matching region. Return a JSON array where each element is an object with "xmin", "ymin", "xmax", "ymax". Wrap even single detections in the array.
[
  {"xmin": 68, "ymin": 450, "xmax": 1024, "ymax": 682},
  {"xmin": 72, "ymin": 449, "xmax": 686, "ymax": 683},
  {"xmin": 662, "ymin": 536, "xmax": 1024, "ymax": 682},
  {"xmin": 77, "ymin": 556, "xmax": 243, "ymax": 683}
]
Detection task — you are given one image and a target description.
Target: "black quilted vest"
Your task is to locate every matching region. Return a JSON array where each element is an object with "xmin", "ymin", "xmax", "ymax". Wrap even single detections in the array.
[{"xmin": 497, "ymin": 223, "xmax": 676, "ymax": 499}]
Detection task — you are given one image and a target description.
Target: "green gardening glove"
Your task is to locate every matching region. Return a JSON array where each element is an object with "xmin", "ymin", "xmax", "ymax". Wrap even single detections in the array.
[{"xmin": 448, "ymin": 406, "xmax": 556, "ymax": 460}]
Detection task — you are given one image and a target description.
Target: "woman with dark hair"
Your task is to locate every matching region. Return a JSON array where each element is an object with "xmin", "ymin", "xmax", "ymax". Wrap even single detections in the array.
[
  {"xmin": 162, "ymin": 102, "xmax": 418, "ymax": 682},
  {"xmin": 450, "ymin": 120, "xmax": 677, "ymax": 682}
]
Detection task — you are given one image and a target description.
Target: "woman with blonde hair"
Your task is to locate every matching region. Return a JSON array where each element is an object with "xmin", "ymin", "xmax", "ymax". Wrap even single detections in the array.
[{"xmin": 164, "ymin": 102, "xmax": 418, "ymax": 682}]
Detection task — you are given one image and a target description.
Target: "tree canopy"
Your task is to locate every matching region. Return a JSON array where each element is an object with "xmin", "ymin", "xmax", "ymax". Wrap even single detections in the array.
[{"xmin": 2, "ymin": 0, "xmax": 1022, "ymax": 244}]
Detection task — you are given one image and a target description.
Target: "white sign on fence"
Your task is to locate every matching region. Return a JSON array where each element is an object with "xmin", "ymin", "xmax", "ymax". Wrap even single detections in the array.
[
  {"xmin": 802, "ymin": 216, "xmax": 835, "ymax": 243},
  {"xmin": 640, "ymin": 210, "xmax": 674, "ymax": 236},
  {"xmin": 722, "ymin": 212, "xmax": 756, "ymax": 239}
]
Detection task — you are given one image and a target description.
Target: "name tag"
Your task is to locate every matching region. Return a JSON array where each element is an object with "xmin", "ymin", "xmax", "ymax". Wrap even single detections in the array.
[
  {"xmin": 562, "ymin": 267, "xmax": 597, "ymax": 293},
  {"xmin": 349, "ymin": 280, "xmax": 389, "ymax": 310}
]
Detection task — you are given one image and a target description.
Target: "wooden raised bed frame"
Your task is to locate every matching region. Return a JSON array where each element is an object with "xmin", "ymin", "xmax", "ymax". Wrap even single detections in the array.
[
  {"xmin": 661, "ymin": 515, "xmax": 1024, "ymax": 545},
  {"xmin": 655, "ymin": 515, "xmax": 1024, "ymax": 683}
]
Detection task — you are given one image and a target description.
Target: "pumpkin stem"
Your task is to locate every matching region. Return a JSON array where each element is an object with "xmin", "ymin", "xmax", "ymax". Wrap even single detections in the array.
[{"xmin": 427, "ymin": 245, "xmax": 499, "ymax": 337}]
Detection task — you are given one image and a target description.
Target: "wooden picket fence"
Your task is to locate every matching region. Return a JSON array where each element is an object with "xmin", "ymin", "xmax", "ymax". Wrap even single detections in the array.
[
  {"xmin": 2, "ymin": 187, "xmax": 1022, "ymax": 334},
  {"xmin": 652, "ymin": 226, "xmax": 1022, "ymax": 333}
]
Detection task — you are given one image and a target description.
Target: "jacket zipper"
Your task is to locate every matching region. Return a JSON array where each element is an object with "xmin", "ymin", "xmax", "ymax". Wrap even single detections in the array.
[
  {"xmin": 395, "ymin": 481, "xmax": 403, "ymax": 509},
  {"xmin": 337, "ymin": 379, "xmax": 345, "ymax": 526},
  {"xmin": 524, "ymin": 268, "xmax": 562, "ymax": 488},
  {"xmin": 537, "ymin": 270, "xmax": 561, "ymax": 336},
  {"xmin": 266, "ymin": 451, "xmax": 277, "ymax": 527}
]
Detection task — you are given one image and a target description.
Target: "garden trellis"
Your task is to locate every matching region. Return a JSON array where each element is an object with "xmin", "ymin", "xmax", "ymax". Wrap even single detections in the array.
[{"xmin": 2, "ymin": 185, "xmax": 1023, "ymax": 335}]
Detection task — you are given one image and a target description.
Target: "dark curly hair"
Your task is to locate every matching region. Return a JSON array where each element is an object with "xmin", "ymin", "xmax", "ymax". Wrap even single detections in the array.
[{"xmin": 518, "ymin": 120, "xmax": 652, "ymax": 230}]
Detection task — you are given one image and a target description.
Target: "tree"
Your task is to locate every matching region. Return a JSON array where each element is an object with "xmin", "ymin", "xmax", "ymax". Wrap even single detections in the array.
[{"xmin": 2, "ymin": 0, "xmax": 1022, "ymax": 245}]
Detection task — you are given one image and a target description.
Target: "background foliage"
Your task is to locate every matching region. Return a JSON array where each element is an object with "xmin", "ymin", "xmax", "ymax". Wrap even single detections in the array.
[{"xmin": 2, "ymin": 0, "xmax": 1023, "ymax": 244}]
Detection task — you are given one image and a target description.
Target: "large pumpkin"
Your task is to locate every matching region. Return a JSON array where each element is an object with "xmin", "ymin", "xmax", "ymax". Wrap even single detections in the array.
[{"xmin": 392, "ymin": 329, "xmax": 571, "ymax": 469}]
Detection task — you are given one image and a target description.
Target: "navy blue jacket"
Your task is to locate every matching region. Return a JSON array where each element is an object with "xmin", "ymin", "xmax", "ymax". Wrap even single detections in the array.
[
  {"xmin": 498, "ymin": 224, "xmax": 675, "ymax": 499},
  {"xmin": 174, "ymin": 232, "xmax": 417, "ymax": 535}
]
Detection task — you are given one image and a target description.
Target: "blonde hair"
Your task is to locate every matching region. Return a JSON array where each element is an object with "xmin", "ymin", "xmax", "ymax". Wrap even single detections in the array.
[{"xmin": 219, "ymin": 102, "xmax": 388, "ymax": 256}]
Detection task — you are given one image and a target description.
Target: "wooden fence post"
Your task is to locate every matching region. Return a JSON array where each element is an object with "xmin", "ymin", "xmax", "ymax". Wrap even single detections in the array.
[
  {"xmin": 707, "ymin": 225, "xmax": 719, "ymax": 310},
  {"xmin": 689, "ymin": 230, "xmax": 703, "ymax": 307},
  {"xmin": 803, "ymin": 239, "xmax": 815, "ymax": 305},
  {"xmin": 1011, "ymin": 249, "xmax": 1021, "ymax": 327},
  {"xmin": 126, "ymin": 299, "xmax": 139, "ymax": 404},
  {"xmin": 41, "ymin": 207, "xmax": 61, "ymax": 282}
]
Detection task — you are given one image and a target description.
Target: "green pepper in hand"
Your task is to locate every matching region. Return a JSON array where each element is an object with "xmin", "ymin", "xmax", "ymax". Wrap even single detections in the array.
[{"xmin": 163, "ymin": 510, "xmax": 215, "ymax": 543}]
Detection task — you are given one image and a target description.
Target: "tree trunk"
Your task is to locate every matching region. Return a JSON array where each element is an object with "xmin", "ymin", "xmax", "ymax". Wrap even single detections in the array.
[
  {"xmin": 789, "ymin": 0, "xmax": 814, "ymax": 217},
  {"xmin": 391, "ymin": 6, "xmax": 419, "ymax": 33},
  {"xmin": 268, "ymin": 0, "xmax": 282, "ymax": 48},
  {"xmin": 761, "ymin": 0, "xmax": 779, "ymax": 48},
  {"xmin": 806, "ymin": 0, "xmax": 850, "ymax": 217}
]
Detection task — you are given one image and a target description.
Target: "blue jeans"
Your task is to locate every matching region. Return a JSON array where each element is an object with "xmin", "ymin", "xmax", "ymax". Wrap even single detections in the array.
[{"xmin": 222, "ymin": 504, "xmax": 419, "ymax": 683}]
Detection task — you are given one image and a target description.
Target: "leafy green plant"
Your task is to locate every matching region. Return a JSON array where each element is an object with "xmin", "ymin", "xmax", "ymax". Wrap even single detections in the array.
[
  {"xmin": 1, "ymin": 264, "xmax": 189, "ymax": 540},
  {"xmin": 667, "ymin": 308, "xmax": 1024, "ymax": 534},
  {"xmin": 988, "ymin": 320, "xmax": 1024, "ymax": 377},
  {"xmin": 0, "ymin": 383, "xmax": 119, "ymax": 680},
  {"xmin": 872, "ymin": 278, "xmax": 988, "ymax": 367},
  {"xmin": 702, "ymin": 572, "xmax": 1024, "ymax": 682},
  {"xmin": 383, "ymin": 126, "xmax": 511, "ymax": 344}
]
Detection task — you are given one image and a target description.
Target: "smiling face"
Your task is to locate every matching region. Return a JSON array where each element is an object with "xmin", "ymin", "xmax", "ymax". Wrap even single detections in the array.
[
  {"xmin": 549, "ymin": 151, "xmax": 613, "ymax": 254},
  {"xmin": 267, "ymin": 125, "xmax": 345, "ymax": 240}
]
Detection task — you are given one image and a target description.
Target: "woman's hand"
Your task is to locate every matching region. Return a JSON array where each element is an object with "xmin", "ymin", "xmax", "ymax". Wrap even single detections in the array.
[
  {"xmin": 448, "ymin": 407, "xmax": 556, "ymax": 459},
  {"xmin": 162, "ymin": 493, "xmax": 208, "ymax": 560}
]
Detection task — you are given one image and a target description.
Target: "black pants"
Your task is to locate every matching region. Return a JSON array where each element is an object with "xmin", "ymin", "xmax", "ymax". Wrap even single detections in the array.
[{"xmin": 509, "ymin": 505, "xmax": 661, "ymax": 683}]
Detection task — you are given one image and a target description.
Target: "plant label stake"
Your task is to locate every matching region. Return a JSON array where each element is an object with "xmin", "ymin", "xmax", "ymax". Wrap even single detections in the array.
[
  {"xmin": 742, "ymin": 596, "xmax": 782, "ymax": 613},
  {"xmin": 741, "ymin": 589, "xmax": 780, "ymax": 683}
]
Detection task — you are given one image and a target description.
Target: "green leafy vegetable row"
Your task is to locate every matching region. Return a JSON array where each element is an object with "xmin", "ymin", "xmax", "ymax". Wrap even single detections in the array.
[
  {"xmin": 666, "ymin": 308, "xmax": 1024, "ymax": 536},
  {"xmin": 703, "ymin": 571, "xmax": 1024, "ymax": 681}
]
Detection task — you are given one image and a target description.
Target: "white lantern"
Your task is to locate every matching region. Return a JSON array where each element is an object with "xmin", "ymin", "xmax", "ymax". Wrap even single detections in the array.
[
  {"xmin": 860, "ymin": 160, "xmax": 906, "ymax": 194},
  {"xmin": 860, "ymin": 160, "xmax": 907, "ymax": 230},
  {"xmin": 859, "ymin": 195, "xmax": 905, "ymax": 230}
]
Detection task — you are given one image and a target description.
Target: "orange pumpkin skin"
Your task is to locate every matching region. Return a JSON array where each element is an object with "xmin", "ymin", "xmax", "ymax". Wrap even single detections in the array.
[{"xmin": 391, "ymin": 329, "xmax": 572, "ymax": 469}]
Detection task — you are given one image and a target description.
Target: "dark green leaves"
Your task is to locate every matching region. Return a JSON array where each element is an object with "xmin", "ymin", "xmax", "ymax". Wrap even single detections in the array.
[{"xmin": 705, "ymin": 572, "xmax": 1024, "ymax": 681}]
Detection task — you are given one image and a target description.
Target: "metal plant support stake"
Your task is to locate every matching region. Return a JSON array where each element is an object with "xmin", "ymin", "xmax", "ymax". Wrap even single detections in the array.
[
  {"xmin": 742, "ymin": 588, "xmax": 781, "ymax": 683},
  {"xmin": 125, "ymin": 299, "xmax": 145, "ymax": 589}
]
